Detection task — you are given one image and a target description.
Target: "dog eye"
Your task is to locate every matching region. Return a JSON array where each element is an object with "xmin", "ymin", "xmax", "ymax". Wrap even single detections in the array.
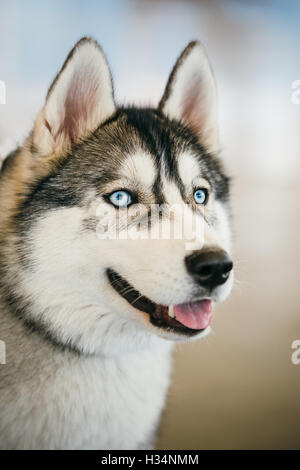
[
  {"xmin": 194, "ymin": 188, "xmax": 208, "ymax": 205},
  {"xmin": 108, "ymin": 190, "xmax": 132, "ymax": 208}
]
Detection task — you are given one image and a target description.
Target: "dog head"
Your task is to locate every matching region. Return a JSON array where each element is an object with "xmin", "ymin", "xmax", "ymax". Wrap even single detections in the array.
[{"xmin": 0, "ymin": 38, "xmax": 233, "ymax": 355}]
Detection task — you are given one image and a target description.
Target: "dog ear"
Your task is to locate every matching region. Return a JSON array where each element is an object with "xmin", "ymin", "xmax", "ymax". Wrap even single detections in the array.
[
  {"xmin": 33, "ymin": 37, "xmax": 116, "ymax": 158},
  {"xmin": 159, "ymin": 41, "xmax": 219, "ymax": 154}
]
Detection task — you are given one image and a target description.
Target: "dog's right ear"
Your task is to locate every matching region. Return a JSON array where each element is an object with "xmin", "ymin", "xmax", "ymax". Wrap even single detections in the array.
[{"xmin": 33, "ymin": 37, "xmax": 116, "ymax": 158}]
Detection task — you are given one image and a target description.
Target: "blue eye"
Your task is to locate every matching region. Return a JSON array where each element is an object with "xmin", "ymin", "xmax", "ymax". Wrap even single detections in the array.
[
  {"xmin": 194, "ymin": 188, "xmax": 208, "ymax": 205},
  {"xmin": 108, "ymin": 190, "xmax": 132, "ymax": 208}
]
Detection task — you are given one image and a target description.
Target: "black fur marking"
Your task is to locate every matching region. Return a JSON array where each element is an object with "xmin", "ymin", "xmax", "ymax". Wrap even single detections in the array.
[{"xmin": 120, "ymin": 108, "xmax": 230, "ymax": 202}]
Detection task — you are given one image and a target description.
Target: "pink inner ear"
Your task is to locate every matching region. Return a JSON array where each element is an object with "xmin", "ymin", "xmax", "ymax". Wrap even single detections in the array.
[
  {"xmin": 62, "ymin": 68, "xmax": 98, "ymax": 143},
  {"xmin": 181, "ymin": 73, "xmax": 204, "ymax": 134}
]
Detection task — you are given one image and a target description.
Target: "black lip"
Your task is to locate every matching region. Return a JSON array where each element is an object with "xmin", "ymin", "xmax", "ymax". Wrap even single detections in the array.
[{"xmin": 106, "ymin": 268, "xmax": 205, "ymax": 336}]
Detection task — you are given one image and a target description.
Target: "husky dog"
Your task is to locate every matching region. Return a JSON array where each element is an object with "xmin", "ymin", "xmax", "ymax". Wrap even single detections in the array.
[{"xmin": 0, "ymin": 37, "xmax": 233, "ymax": 449}]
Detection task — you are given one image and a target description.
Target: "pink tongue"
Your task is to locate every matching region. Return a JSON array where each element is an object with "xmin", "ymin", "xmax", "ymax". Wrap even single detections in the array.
[{"xmin": 173, "ymin": 300, "xmax": 212, "ymax": 330}]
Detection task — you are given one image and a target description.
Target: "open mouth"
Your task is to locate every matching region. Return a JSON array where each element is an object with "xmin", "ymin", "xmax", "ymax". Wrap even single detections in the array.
[{"xmin": 106, "ymin": 268, "xmax": 212, "ymax": 335}]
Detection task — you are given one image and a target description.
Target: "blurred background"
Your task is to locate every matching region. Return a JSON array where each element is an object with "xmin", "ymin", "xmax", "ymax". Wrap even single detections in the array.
[{"xmin": 0, "ymin": 0, "xmax": 299, "ymax": 449}]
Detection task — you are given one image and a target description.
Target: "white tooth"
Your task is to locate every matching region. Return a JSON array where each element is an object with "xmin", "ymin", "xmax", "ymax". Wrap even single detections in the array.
[{"xmin": 168, "ymin": 304, "xmax": 175, "ymax": 318}]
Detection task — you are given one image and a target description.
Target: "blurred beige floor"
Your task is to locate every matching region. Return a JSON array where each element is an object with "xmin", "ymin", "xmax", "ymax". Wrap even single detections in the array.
[{"xmin": 158, "ymin": 179, "xmax": 300, "ymax": 449}]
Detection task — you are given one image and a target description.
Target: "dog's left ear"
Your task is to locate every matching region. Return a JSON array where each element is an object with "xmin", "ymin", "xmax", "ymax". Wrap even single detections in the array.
[
  {"xmin": 159, "ymin": 41, "xmax": 219, "ymax": 154},
  {"xmin": 33, "ymin": 37, "xmax": 116, "ymax": 158}
]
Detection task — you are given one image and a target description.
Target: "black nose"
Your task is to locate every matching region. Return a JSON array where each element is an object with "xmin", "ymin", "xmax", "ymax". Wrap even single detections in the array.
[{"xmin": 185, "ymin": 249, "xmax": 233, "ymax": 289}]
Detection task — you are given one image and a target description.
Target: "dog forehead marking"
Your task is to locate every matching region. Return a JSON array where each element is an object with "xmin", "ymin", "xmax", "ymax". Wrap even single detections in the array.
[
  {"xmin": 177, "ymin": 152, "xmax": 200, "ymax": 187},
  {"xmin": 161, "ymin": 165, "xmax": 184, "ymax": 205},
  {"xmin": 119, "ymin": 152, "xmax": 157, "ymax": 187}
]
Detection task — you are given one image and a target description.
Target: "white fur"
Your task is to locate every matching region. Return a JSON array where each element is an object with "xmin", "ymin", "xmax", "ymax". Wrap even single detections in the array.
[
  {"xmin": 178, "ymin": 152, "xmax": 201, "ymax": 188},
  {"xmin": 120, "ymin": 152, "xmax": 157, "ymax": 188},
  {"xmin": 0, "ymin": 310, "xmax": 172, "ymax": 449}
]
